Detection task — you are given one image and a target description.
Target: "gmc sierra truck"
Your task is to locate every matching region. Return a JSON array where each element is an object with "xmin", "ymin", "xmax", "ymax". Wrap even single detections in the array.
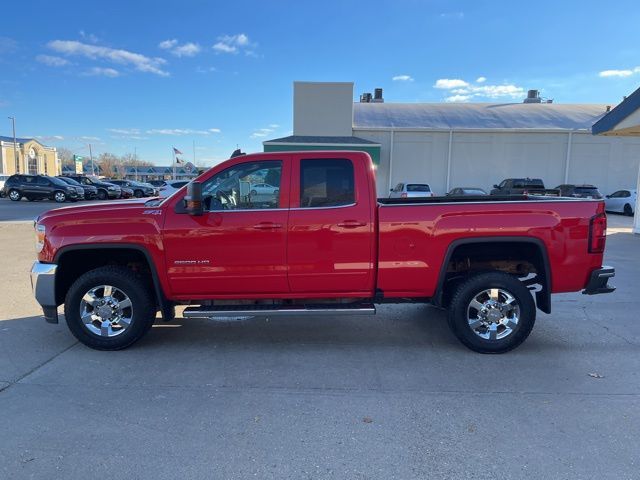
[{"xmin": 30, "ymin": 151, "xmax": 615, "ymax": 353}]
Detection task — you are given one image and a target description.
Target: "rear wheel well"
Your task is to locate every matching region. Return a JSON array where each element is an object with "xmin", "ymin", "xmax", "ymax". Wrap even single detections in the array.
[
  {"xmin": 438, "ymin": 240, "xmax": 550, "ymax": 313},
  {"xmin": 55, "ymin": 248, "xmax": 156, "ymax": 306}
]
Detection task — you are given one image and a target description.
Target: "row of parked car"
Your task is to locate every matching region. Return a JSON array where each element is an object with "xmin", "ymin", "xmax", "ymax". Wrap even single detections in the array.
[
  {"xmin": 0, "ymin": 174, "xmax": 190, "ymax": 203},
  {"xmin": 390, "ymin": 178, "xmax": 637, "ymax": 215}
]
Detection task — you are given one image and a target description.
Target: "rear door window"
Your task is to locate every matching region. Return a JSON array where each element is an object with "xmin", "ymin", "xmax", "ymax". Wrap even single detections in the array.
[{"xmin": 300, "ymin": 159, "xmax": 354, "ymax": 208}]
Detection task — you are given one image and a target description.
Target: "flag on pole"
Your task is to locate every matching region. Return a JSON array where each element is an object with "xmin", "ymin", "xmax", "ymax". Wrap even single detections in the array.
[{"xmin": 173, "ymin": 147, "xmax": 183, "ymax": 155}]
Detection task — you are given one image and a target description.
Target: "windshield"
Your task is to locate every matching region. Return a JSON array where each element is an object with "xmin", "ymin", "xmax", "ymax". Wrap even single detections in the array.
[
  {"xmin": 462, "ymin": 188, "xmax": 486, "ymax": 195},
  {"xmin": 59, "ymin": 177, "xmax": 79, "ymax": 185},
  {"xmin": 50, "ymin": 176, "xmax": 72, "ymax": 187}
]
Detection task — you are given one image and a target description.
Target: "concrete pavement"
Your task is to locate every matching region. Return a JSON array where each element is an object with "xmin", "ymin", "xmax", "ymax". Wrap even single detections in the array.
[{"xmin": 0, "ymin": 220, "xmax": 639, "ymax": 479}]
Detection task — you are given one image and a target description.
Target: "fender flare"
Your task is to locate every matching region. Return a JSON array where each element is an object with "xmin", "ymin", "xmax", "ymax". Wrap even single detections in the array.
[
  {"xmin": 54, "ymin": 243, "xmax": 172, "ymax": 318},
  {"xmin": 433, "ymin": 236, "xmax": 552, "ymax": 314}
]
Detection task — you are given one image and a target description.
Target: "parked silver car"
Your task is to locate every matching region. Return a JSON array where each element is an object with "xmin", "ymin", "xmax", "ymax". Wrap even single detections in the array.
[{"xmin": 605, "ymin": 189, "xmax": 637, "ymax": 215}]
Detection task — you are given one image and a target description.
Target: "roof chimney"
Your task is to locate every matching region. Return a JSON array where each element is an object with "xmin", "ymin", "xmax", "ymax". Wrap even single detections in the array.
[
  {"xmin": 372, "ymin": 88, "xmax": 384, "ymax": 103},
  {"xmin": 523, "ymin": 89, "xmax": 542, "ymax": 104},
  {"xmin": 359, "ymin": 92, "xmax": 372, "ymax": 103}
]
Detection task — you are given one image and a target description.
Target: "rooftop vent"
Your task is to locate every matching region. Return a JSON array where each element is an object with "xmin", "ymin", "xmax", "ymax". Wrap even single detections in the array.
[
  {"xmin": 359, "ymin": 92, "xmax": 372, "ymax": 103},
  {"xmin": 372, "ymin": 88, "xmax": 384, "ymax": 103},
  {"xmin": 523, "ymin": 89, "xmax": 542, "ymax": 104}
]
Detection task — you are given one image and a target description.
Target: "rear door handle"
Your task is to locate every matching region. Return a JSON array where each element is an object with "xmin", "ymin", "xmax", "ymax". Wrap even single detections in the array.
[
  {"xmin": 337, "ymin": 220, "xmax": 366, "ymax": 228},
  {"xmin": 253, "ymin": 222, "xmax": 282, "ymax": 230}
]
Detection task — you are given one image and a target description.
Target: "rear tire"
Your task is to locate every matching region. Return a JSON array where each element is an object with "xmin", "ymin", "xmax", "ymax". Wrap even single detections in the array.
[
  {"xmin": 447, "ymin": 271, "xmax": 536, "ymax": 354},
  {"xmin": 64, "ymin": 266, "xmax": 156, "ymax": 350},
  {"xmin": 624, "ymin": 203, "xmax": 633, "ymax": 216}
]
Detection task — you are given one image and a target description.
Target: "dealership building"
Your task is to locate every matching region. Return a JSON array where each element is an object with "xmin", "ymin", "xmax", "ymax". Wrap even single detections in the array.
[
  {"xmin": 0, "ymin": 136, "xmax": 60, "ymax": 176},
  {"xmin": 264, "ymin": 82, "xmax": 640, "ymax": 197}
]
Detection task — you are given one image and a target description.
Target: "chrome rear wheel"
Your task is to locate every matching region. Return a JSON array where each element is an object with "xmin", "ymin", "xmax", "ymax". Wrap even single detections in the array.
[{"xmin": 467, "ymin": 288, "xmax": 520, "ymax": 340}]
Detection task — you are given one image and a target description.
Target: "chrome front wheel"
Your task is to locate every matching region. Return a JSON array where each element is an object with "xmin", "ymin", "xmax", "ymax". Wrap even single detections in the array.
[{"xmin": 79, "ymin": 285, "xmax": 134, "ymax": 337}]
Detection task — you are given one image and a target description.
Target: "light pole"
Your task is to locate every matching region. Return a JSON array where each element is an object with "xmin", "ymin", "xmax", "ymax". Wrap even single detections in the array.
[{"xmin": 8, "ymin": 116, "xmax": 18, "ymax": 174}]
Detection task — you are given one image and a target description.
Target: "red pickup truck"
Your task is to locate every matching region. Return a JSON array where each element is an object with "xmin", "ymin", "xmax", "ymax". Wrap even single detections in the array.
[{"xmin": 30, "ymin": 151, "xmax": 615, "ymax": 353}]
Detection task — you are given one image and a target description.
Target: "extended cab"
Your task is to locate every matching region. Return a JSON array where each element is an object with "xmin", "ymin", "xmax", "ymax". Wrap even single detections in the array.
[{"xmin": 31, "ymin": 151, "xmax": 615, "ymax": 353}]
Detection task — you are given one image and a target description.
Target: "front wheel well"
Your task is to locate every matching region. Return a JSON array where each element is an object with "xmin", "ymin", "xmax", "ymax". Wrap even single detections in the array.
[
  {"xmin": 437, "ymin": 240, "xmax": 551, "ymax": 313},
  {"xmin": 55, "ymin": 247, "xmax": 157, "ymax": 307}
]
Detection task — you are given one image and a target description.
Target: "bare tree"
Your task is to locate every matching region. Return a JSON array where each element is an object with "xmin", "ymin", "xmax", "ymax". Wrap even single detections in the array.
[
  {"xmin": 57, "ymin": 147, "xmax": 74, "ymax": 169},
  {"xmin": 97, "ymin": 152, "xmax": 120, "ymax": 178}
]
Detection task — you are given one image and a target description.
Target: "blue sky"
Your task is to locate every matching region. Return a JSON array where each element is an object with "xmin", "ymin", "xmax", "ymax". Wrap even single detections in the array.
[{"xmin": 1, "ymin": 0, "xmax": 639, "ymax": 166}]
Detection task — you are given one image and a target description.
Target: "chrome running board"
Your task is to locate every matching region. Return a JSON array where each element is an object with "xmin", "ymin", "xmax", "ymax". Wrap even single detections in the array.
[{"xmin": 183, "ymin": 303, "xmax": 376, "ymax": 318}]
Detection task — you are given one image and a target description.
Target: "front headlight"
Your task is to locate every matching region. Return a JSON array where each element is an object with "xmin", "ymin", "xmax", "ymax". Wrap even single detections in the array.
[
  {"xmin": 35, "ymin": 224, "xmax": 46, "ymax": 253},
  {"xmin": 108, "ymin": 185, "xmax": 115, "ymax": 190}
]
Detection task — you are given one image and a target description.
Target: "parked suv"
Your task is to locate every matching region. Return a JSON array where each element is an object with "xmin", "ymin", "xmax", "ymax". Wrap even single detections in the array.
[
  {"xmin": 108, "ymin": 179, "xmax": 157, "ymax": 198},
  {"xmin": 490, "ymin": 178, "xmax": 558, "ymax": 196},
  {"xmin": 2, "ymin": 174, "xmax": 82, "ymax": 202},
  {"xmin": 554, "ymin": 184, "xmax": 603, "ymax": 199},
  {"xmin": 57, "ymin": 176, "xmax": 98, "ymax": 199},
  {"xmin": 63, "ymin": 175, "xmax": 121, "ymax": 200},
  {"xmin": 389, "ymin": 182, "xmax": 434, "ymax": 198}
]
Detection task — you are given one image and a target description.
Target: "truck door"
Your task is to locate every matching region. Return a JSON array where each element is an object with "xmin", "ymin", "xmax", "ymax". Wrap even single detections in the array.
[
  {"xmin": 287, "ymin": 155, "xmax": 374, "ymax": 294},
  {"xmin": 162, "ymin": 158, "xmax": 290, "ymax": 296}
]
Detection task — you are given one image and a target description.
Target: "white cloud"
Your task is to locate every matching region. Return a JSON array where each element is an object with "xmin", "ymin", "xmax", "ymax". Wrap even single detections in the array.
[
  {"xmin": 172, "ymin": 42, "xmax": 201, "ymax": 57},
  {"xmin": 108, "ymin": 128, "xmax": 141, "ymax": 135},
  {"xmin": 445, "ymin": 95, "xmax": 472, "ymax": 103},
  {"xmin": 213, "ymin": 33, "xmax": 255, "ymax": 54},
  {"xmin": 36, "ymin": 54, "xmax": 70, "ymax": 67},
  {"xmin": 599, "ymin": 69, "xmax": 635, "ymax": 78},
  {"xmin": 146, "ymin": 128, "xmax": 220, "ymax": 135},
  {"xmin": 0, "ymin": 37, "xmax": 18, "ymax": 54},
  {"xmin": 435, "ymin": 77, "xmax": 525, "ymax": 101},
  {"xmin": 434, "ymin": 78, "xmax": 469, "ymax": 89},
  {"xmin": 79, "ymin": 30, "xmax": 99, "ymax": 43},
  {"xmin": 84, "ymin": 66, "xmax": 120, "ymax": 77},
  {"xmin": 159, "ymin": 39, "xmax": 178, "ymax": 49},
  {"xmin": 78, "ymin": 136, "xmax": 101, "ymax": 141},
  {"xmin": 440, "ymin": 12, "xmax": 464, "ymax": 19},
  {"xmin": 250, "ymin": 125, "xmax": 278, "ymax": 138},
  {"xmin": 196, "ymin": 66, "xmax": 217, "ymax": 74},
  {"xmin": 48, "ymin": 40, "xmax": 169, "ymax": 76},
  {"xmin": 37, "ymin": 135, "xmax": 65, "ymax": 141},
  {"xmin": 159, "ymin": 39, "xmax": 201, "ymax": 57},
  {"xmin": 392, "ymin": 75, "xmax": 414, "ymax": 82}
]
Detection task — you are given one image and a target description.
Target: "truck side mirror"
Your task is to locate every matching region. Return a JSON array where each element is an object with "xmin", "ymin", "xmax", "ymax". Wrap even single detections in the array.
[{"xmin": 184, "ymin": 181, "xmax": 204, "ymax": 216}]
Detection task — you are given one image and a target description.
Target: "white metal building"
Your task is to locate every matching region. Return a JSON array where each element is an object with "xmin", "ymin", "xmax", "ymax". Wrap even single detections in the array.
[{"xmin": 265, "ymin": 82, "xmax": 640, "ymax": 198}]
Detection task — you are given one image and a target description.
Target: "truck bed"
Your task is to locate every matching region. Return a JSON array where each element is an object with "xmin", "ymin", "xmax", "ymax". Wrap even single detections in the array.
[{"xmin": 376, "ymin": 196, "xmax": 604, "ymax": 298}]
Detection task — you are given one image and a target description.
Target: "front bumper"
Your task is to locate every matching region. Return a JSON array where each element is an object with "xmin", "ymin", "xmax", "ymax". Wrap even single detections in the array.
[
  {"xmin": 582, "ymin": 266, "xmax": 616, "ymax": 295},
  {"xmin": 30, "ymin": 261, "xmax": 59, "ymax": 323}
]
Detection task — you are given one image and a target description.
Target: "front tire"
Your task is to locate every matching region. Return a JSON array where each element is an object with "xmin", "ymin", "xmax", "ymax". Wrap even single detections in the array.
[
  {"xmin": 624, "ymin": 203, "xmax": 633, "ymax": 216},
  {"xmin": 97, "ymin": 189, "xmax": 107, "ymax": 200},
  {"xmin": 53, "ymin": 191, "xmax": 67, "ymax": 203},
  {"xmin": 8, "ymin": 189, "xmax": 21, "ymax": 201},
  {"xmin": 447, "ymin": 271, "xmax": 536, "ymax": 354},
  {"xmin": 64, "ymin": 266, "xmax": 156, "ymax": 350},
  {"xmin": 134, "ymin": 189, "xmax": 144, "ymax": 198}
]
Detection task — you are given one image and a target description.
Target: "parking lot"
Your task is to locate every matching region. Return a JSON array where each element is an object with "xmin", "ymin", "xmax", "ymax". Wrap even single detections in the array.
[{"xmin": 0, "ymin": 206, "xmax": 638, "ymax": 479}]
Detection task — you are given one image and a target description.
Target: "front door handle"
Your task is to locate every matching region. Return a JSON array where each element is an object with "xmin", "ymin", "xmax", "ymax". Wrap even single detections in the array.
[
  {"xmin": 337, "ymin": 220, "xmax": 366, "ymax": 228},
  {"xmin": 253, "ymin": 222, "xmax": 282, "ymax": 230}
]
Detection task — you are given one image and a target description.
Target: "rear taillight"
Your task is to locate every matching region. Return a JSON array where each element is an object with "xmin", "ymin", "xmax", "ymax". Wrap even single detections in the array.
[
  {"xmin": 588, "ymin": 212, "xmax": 607, "ymax": 253},
  {"xmin": 401, "ymin": 192, "xmax": 407, "ymax": 198}
]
